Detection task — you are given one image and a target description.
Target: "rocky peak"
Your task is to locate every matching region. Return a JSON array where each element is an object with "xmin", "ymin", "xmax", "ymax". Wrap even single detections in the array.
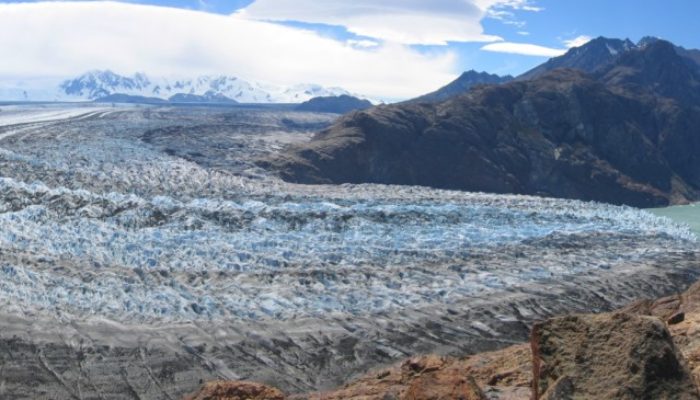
[
  {"xmin": 518, "ymin": 36, "xmax": 636, "ymax": 80},
  {"xmin": 410, "ymin": 70, "xmax": 513, "ymax": 103},
  {"xmin": 599, "ymin": 39, "xmax": 700, "ymax": 105},
  {"xmin": 638, "ymin": 35, "xmax": 662, "ymax": 47}
]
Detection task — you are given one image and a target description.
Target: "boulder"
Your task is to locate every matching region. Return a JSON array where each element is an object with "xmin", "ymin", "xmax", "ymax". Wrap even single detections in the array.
[
  {"xmin": 185, "ymin": 381, "xmax": 286, "ymax": 400},
  {"xmin": 531, "ymin": 312, "xmax": 700, "ymax": 399}
]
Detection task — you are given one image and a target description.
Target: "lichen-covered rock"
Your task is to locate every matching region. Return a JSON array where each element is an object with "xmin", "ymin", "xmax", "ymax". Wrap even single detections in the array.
[
  {"xmin": 653, "ymin": 281, "xmax": 700, "ymax": 387},
  {"xmin": 293, "ymin": 348, "xmax": 532, "ymax": 400},
  {"xmin": 185, "ymin": 381, "xmax": 286, "ymax": 400},
  {"xmin": 531, "ymin": 312, "xmax": 700, "ymax": 400}
]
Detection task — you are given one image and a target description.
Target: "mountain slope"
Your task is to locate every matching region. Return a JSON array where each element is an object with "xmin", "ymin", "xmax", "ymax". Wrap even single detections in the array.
[
  {"xmin": 520, "ymin": 36, "xmax": 700, "ymax": 82},
  {"xmin": 410, "ymin": 70, "xmax": 513, "ymax": 103},
  {"xmin": 598, "ymin": 40, "xmax": 700, "ymax": 105},
  {"xmin": 518, "ymin": 37, "xmax": 636, "ymax": 80},
  {"xmin": 265, "ymin": 40, "xmax": 700, "ymax": 207}
]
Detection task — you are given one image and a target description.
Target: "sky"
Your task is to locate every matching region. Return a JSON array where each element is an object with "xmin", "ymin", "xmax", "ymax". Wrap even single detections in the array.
[{"xmin": 1, "ymin": 0, "xmax": 699, "ymax": 100}]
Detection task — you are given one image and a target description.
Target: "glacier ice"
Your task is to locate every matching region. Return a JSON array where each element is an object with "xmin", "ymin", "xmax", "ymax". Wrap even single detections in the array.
[{"xmin": 0, "ymin": 105, "xmax": 695, "ymax": 324}]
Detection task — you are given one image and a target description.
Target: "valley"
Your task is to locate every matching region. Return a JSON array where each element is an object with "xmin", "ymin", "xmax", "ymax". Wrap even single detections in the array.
[{"xmin": 0, "ymin": 104, "xmax": 698, "ymax": 399}]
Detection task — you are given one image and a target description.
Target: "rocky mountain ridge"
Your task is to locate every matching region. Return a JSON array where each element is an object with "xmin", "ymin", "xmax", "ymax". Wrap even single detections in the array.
[
  {"xmin": 520, "ymin": 36, "xmax": 700, "ymax": 81},
  {"xmin": 266, "ymin": 39, "xmax": 700, "ymax": 207},
  {"xmin": 414, "ymin": 36, "xmax": 700, "ymax": 105},
  {"xmin": 410, "ymin": 70, "xmax": 513, "ymax": 104}
]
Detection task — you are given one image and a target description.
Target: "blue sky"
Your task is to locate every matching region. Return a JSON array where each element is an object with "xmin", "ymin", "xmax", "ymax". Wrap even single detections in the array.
[
  {"xmin": 13, "ymin": 0, "xmax": 691, "ymax": 76},
  {"xmin": 1, "ymin": 0, "xmax": 699, "ymax": 99}
]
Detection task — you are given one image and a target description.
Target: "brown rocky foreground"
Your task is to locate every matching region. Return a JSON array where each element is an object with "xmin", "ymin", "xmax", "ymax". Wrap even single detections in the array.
[{"xmin": 186, "ymin": 280, "xmax": 700, "ymax": 400}]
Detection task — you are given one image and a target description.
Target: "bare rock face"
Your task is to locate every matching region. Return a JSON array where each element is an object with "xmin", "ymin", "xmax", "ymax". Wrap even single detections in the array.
[
  {"xmin": 531, "ymin": 312, "xmax": 700, "ymax": 400},
  {"xmin": 651, "ymin": 281, "xmax": 700, "ymax": 385},
  {"xmin": 288, "ymin": 347, "xmax": 532, "ymax": 400},
  {"xmin": 185, "ymin": 381, "xmax": 286, "ymax": 400}
]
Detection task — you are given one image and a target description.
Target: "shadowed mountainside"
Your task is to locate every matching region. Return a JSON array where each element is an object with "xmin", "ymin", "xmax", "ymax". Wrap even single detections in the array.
[{"xmin": 266, "ymin": 40, "xmax": 700, "ymax": 207}]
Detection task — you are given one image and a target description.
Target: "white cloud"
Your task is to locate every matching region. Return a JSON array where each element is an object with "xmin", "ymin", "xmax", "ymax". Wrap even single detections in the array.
[
  {"xmin": 238, "ymin": 0, "xmax": 541, "ymax": 45},
  {"xmin": 481, "ymin": 0, "xmax": 543, "ymax": 12},
  {"xmin": 479, "ymin": 33, "xmax": 592, "ymax": 58},
  {"xmin": 0, "ymin": 1, "xmax": 459, "ymax": 100},
  {"xmin": 481, "ymin": 42, "xmax": 566, "ymax": 57},
  {"xmin": 481, "ymin": 0, "xmax": 542, "ymax": 29},
  {"xmin": 564, "ymin": 35, "xmax": 592, "ymax": 48}
]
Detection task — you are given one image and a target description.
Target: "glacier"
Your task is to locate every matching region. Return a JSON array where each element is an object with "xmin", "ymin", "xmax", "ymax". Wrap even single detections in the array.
[
  {"xmin": 0, "ymin": 103, "xmax": 698, "ymax": 397},
  {"xmin": 0, "ymin": 104, "xmax": 694, "ymax": 323}
]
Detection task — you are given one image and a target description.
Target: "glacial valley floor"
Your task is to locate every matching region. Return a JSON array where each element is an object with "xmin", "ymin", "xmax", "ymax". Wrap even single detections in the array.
[{"xmin": 0, "ymin": 104, "xmax": 698, "ymax": 399}]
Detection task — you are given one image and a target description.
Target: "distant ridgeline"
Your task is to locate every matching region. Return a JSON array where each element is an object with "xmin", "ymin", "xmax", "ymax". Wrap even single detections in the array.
[
  {"xmin": 1, "ymin": 70, "xmax": 364, "ymax": 104},
  {"xmin": 295, "ymin": 95, "xmax": 373, "ymax": 114},
  {"xmin": 266, "ymin": 37, "xmax": 700, "ymax": 207}
]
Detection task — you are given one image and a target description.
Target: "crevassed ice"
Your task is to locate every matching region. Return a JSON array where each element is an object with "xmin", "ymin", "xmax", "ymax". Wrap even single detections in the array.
[
  {"xmin": 0, "ymin": 174, "xmax": 694, "ymax": 322},
  {"xmin": 0, "ymin": 107, "xmax": 695, "ymax": 323}
]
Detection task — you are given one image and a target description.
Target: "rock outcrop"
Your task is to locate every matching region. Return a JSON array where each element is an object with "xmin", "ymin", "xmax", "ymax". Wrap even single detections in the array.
[
  {"xmin": 531, "ymin": 313, "xmax": 699, "ymax": 399},
  {"xmin": 292, "ymin": 351, "xmax": 529, "ymax": 400},
  {"xmin": 184, "ymin": 381, "xmax": 285, "ymax": 400},
  {"xmin": 267, "ymin": 40, "xmax": 700, "ymax": 207}
]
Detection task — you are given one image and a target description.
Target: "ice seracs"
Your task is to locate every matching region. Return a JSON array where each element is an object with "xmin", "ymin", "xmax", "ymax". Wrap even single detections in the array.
[{"xmin": 0, "ymin": 105, "xmax": 696, "ymax": 324}]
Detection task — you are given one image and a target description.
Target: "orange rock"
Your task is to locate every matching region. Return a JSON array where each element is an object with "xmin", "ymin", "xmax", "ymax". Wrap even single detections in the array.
[
  {"xmin": 405, "ymin": 373, "xmax": 486, "ymax": 400},
  {"xmin": 531, "ymin": 312, "xmax": 699, "ymax": 400},
  {"xmin": 185, "ymin": 381, "xmax": 286, "ymax": 400},
  {"xmin": 291, "ymin": 347, "xmax": 532, "ymax": 400}
]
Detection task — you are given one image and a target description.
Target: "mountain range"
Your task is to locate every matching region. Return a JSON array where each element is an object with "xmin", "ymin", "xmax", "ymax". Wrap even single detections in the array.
[
  {"xmin": 266, "ymin": 37, "xmax": 700, "ymax": 207},
  {"xmin": 0, "ymin": 70, "xmax": 358, "ymax": 104},
  {"xmin": 412, "ymin": 36, "xmax": 700, "ymax": 104}
]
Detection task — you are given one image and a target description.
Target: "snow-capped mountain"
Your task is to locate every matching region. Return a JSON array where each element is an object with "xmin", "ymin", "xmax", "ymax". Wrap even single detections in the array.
[
  {"xmin": 518, "ymin": 36, "xmax": 700, "ymax": 81},
  {"xmin": 0, "ymin": 70, "xmax": 360, "ymax": 103},
  {"xmin": 518, "ymin": 37, "xmax": 638, "ymax": 80}
]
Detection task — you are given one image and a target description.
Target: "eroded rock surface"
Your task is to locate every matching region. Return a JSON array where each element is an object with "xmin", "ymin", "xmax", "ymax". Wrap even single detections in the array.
[
  {"xmin": 532, "ymin": 313, "xmax": 699, "ymax": 399},
  {"xmin": 185, "ymin": 381, "xmax": 285, "ymax": 400}
]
